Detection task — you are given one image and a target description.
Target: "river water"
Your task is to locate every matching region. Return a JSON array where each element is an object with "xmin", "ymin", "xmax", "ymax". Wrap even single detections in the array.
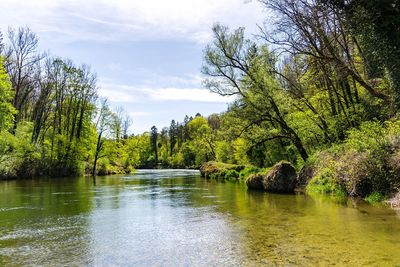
[{"xmin": 0, "ymin": 170, "xmax": 399, "ymax": 266}]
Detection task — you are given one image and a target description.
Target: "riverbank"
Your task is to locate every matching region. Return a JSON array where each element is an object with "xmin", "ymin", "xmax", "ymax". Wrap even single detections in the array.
[{"xmin": 200, "ymin": 159, "xmax": 400, "ymax": 208}]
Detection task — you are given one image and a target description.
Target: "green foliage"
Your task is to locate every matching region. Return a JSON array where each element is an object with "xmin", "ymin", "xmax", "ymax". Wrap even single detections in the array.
[
  {"xmin": 306, "ymin": 167, "xmax": 346, "ymax": 197},
  {"xmin": 308, "ymin": 120, "xmax": 400, "ymax": 198},
  {"xmin": 224, "ymin": 169, "xmax": 240, "ymax": 180},
  {"xmin": 0, "ymin": 57, "xmax": 16, "ymax": 131},
  {"xmin": 199, "ymin": 161, "xmax": 244, "ymax": 180},
  {"xmin": 239, "ymin": 166, "xmax": 262, "ymax": 180},
  {"xmin": 215, "ymin": 140, "xmax": 231, "ymax": 163},
  {"xmin": 365, "ymin": 192, "xmax": 385, "ymax": 204}
]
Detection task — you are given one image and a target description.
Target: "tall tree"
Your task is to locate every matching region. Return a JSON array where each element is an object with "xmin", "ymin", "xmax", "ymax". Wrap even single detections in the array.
[
  {"xmin": 93, "ymin": 99, "xmax": 112, "ymax": 176},
  {"xmin": 5, "ymin": 27, "xmax": 43, "ymax": 132},
  {"xmin": 169, "ymin": 120, "xmax": 177, "ymax": 156},
  {"xmin": 150, "ymin": 126, "xmax": 158, "ymax": 164},
  {"xmin": 327, "ymin": 0, "xmax": 400, "ymax": 104},
  {"xmin": 203, "ymin": 24, "xmax": 309, "ymax": 161},
  {"xmin": 259, "ymin": 0, "xmax": 389, "ymax": 102}
]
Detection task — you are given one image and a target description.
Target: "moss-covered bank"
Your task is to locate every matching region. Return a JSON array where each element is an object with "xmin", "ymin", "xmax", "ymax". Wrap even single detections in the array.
[{"xmin": 199, "ymin": 161, "xmax": 262, "ymax": 181}]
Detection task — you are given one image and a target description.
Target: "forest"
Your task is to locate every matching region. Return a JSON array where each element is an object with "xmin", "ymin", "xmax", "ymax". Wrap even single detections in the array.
[{"xmin": 0, "ymin": 0, "xmax": 400, "ymax": 202}]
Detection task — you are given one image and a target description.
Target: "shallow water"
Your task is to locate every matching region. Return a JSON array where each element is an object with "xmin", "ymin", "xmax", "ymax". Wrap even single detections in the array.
[{"xmin": 0, "ymin": 169, "xmax": 399, "ymax": 266}]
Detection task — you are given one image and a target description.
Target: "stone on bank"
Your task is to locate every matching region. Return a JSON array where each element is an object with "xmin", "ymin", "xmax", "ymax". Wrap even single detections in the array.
[{"xmin": 246, "ymin": 161, "xmax": 297, "ymax": 193}]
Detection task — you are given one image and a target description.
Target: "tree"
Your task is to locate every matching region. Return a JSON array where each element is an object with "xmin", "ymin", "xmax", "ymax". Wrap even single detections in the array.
[
  {"xmin": 327, "ymin": 0, "xmax": 400, "ymax": 104},
  {"xmin": 92, "ymin": 99, "xmax": 112, "ymax": 176},
  {"xmin": 5, "ymin": 27, "xmax": 44, "ymax": 132},
  {"xmin": 203, "ymin": 24, "xmax": 309, "ymax": 161},
  {"xmin": 122, "ymin": 112, "xmax": 132, "ymax": 139},
  {"xmin": 169, "ymin": 120, "xmax": 177, "ymax": 156},
  {"xmin": 259, "ymin": 0, "xmax": 389, "ymax": 102},
  {"xmin": 150, "ymin": 126, "xmax": 158, "ymax": 164}
]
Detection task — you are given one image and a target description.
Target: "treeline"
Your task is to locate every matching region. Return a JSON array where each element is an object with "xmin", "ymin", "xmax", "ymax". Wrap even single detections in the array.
[
  {"xmin": 0, "ymin": 27, "xmax": 134, "ymax": 178},
  {"xmin": 147, "ymin": 113, "xmax": 247, "ymax": 168}
]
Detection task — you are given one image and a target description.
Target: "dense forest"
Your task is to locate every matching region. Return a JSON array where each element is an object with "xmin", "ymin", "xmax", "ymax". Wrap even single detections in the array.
[{"xmin": 0, "ymin": 0, "xmax": 400, "ymax": 202}]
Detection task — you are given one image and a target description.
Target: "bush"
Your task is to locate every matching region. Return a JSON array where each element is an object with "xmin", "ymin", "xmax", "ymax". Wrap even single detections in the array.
[
  {"xmin": 239, "ymin": 166, "xmax": 262, "ymax": 180},
  {"xmin": 307, "ymin": 120, "xmax": 400, "ymax": 199},
  {"xmin": 200, "ymin": 161, "xmax": 244, "ymax": 180},
  {"xmin": 365, "ymin": 192, "xmax": 385, "ymax": 203},
  {"xmin": 224, "ymin": 169, "xmax": 239, "ymax": 180},
  {"xmin": 306, "ymin": 167, "xmax": 346, "ymax": 197}
]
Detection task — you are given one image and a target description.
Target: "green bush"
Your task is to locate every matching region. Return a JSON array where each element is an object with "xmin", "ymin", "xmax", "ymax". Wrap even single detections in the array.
[
  {"xmin": 200, "ymin": 161, "xmax": 245, "ymax": 180},
  {"xmin": 224, "ymin": 169, "xmax": 239, "ymax": 180},
  {"xmin": 308, "ymin": 120, "xmax": 400, "ymax": 199},
  {"xmin": 365, "ymin": 192, "xmax": 385, "ymax": 203},
  {"xmin": 306, "ymin": 167, "xmax": 346, "ymax": 197},
  {"xmin": 239, "ymin": 166, "xmax": 262, "ymax": 180}
]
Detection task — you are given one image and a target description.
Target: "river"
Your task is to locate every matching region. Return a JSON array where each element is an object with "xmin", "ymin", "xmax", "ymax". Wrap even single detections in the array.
[{"xmin": 0, "ymin": 169, "xmax": 399, "ymax": 266}]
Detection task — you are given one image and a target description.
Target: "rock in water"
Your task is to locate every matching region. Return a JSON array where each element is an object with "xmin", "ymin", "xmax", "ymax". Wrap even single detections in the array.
[
  {"xmin": 246, "ymin": 161, "xmax": 297, "ymax": 193},
  {"xmin": 246, "ymin": 173, "xmax": 265, "ymax": 190}
]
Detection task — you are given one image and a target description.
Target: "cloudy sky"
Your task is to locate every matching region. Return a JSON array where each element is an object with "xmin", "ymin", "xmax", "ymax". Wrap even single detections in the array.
[{"xmin": 1, "ymin": 0, "xmax": 266, "ymax": 133}]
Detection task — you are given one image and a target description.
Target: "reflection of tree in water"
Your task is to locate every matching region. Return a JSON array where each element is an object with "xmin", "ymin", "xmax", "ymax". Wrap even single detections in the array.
[
  {"xmin": 0, "ymin": 177, "xmax": 95, "ymax": 266},
  {"xmin": 178, "ymin": 177, "xmax": 400, "ymax": 266}
]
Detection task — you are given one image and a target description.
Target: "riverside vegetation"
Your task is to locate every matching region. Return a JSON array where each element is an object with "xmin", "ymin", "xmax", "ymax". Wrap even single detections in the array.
[{"xmin": 0, "ymin": 0, "xmax": 400, "ymax": 206}]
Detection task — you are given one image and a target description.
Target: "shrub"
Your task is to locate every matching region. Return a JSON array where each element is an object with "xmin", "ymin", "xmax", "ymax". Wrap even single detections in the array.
[
  {"xmin": 239, "ymin": 166, "xmax": 262, "ymax": 180},
  {"xmin": 365, "ymin": 192, "xmax": 385, "ymax": 203},
  {"xmin": 306, "ymin": 167, "xmax": 346, "ymax": 197},
  {"xmin": 200, "ymin": 161, "xmax": 244, "ymax": 180},
  {"xmin": 224, "ymin": 169, "xmax": 239, "ymax": 180},
  {"xmin": 307, "ymin": 120, "xmax": 400, "ymax": 199}
]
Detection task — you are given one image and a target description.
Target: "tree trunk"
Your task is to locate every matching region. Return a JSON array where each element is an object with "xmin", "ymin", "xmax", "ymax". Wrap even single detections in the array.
[{"xmin": 92, "ymin": 131, "xmax": 103, "ymax": 176}]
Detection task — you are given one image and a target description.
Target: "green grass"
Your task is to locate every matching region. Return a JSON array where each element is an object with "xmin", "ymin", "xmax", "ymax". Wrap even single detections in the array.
[
  {"xmin": 365, "ymin": 192, "xmax": 385, "ymax": 203},
  {"xmin": 306, "ymin": 167, "xmax": 346, "ymax": 198}
]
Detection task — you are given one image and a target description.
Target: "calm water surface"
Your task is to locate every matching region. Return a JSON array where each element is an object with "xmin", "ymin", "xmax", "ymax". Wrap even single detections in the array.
[{"xmin": 0, "ymin": 170, "xmax": 399, "ymax": 266}]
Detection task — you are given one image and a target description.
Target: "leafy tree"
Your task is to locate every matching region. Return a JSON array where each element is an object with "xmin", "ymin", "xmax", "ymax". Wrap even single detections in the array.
[
  {"xmin": 150, "ymin": 125, "xmax": 158, "ymax": 165},
  {"xmin": 203, "ymin": 24, "xmax": 309, "ymax": 161},
  {"xmin": 0, "ymin": 57, "xmax": 16, "ymax": 131},
  {"xmin": 92, "ymin": 99, "xmax": 113, "ymax": 176}
]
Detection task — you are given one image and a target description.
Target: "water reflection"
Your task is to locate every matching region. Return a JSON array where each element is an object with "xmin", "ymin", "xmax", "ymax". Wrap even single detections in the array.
[{"xmin": 0, "ymin": 170, "xmax": 399, "ymax": 266}]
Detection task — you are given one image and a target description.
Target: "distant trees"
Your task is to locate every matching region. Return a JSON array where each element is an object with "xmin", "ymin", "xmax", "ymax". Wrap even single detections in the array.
[
  {"xmin": 169, "ymin": 120, "xmax": 177, "ymax": 156},
  {"xmin": 0, "ymin": 27, "xmax": 136, "ymax": 178}
]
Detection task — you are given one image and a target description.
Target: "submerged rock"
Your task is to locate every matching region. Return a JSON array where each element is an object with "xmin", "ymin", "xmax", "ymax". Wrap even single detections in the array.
[{"xmin": 246, "ymin": 161, "xmax": 297, "ymax": 193}]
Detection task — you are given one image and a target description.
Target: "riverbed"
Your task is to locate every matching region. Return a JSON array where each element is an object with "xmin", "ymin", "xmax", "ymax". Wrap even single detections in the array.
[{"xmin": 0, "ymin": 170, "xmax": 399, "ymax": 266}]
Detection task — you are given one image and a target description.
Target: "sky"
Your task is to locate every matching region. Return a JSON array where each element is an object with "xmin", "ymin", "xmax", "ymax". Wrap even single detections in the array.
[{"xmin": 0, "ymin": 0, "xmax": 267, "ymax": 133}]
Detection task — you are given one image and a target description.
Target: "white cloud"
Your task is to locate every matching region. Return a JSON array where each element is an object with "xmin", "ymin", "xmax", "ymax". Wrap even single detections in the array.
[
  {"xmin": 129, "ymin": 111, "xmax": 151, "ymax": 117},
  {"xmin": 145, "ymin": 87, "xmax": 233, "ymax": 103},
  {"xmin": 98, "ymin": 81, "xmax": 233, "ymax": 103},
  {"xmin": 0, "ymin": 0, "xmax": 267, "ymax": 44}
]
